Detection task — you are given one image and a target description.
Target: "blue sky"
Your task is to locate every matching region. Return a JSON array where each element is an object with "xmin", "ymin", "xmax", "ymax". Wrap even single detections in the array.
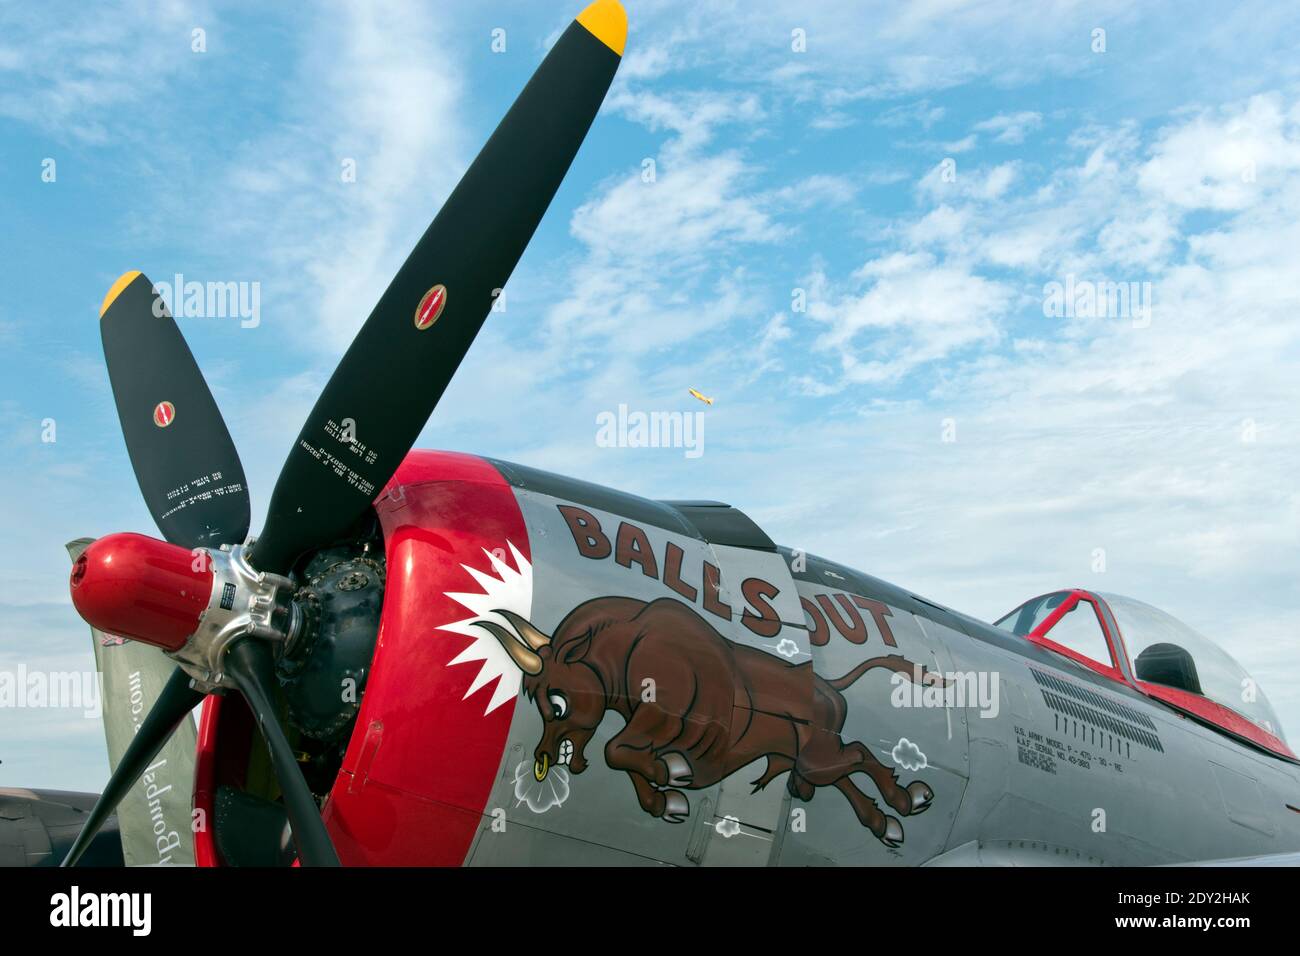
[{"xmin": 3, "ymin": 0, "xmax": 1300, "ymax": 789}]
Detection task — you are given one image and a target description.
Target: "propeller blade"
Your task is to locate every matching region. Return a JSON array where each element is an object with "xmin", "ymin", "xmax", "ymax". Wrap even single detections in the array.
[
  {"xmin": 61, "ymin": 665, "xmax": 203, "ymax": 867},
  {"xmin": 100, "ymin": 270, "xmax": 251, "ymax": 548},
  {"xmin": 224, "ymin": 640, "xmax": 340, "ymax": 867},
  {"xmin": 250, "ymin": 0, "xmax": 626, "ymax": 573}
]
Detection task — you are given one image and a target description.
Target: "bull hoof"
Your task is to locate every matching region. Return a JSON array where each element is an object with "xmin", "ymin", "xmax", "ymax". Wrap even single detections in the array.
[
  {"xmin": 879, "ymin": 816, "xmax": 904, "ymax": 848},
  {"xmin": 906, "ymin": 781, "xmax": 934, "ymax": 815},
  {"xmin": 661, "ymin": 751, "xmax": 693, "ymax": 788},
  {"xmin": 661, "ymin": 790, "xmax": 690, "ymax": 823}
]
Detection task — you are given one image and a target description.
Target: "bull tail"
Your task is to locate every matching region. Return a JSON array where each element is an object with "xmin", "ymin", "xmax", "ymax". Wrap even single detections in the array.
[{"xmin": 826, "ymin": 654, "xmax": 947, "ymax": 692}]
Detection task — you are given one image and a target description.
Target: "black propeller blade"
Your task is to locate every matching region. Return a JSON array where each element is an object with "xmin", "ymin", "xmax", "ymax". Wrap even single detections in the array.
[
  {"xmin": 250, "ymin": 1, "xmax": 626, "ymax": 574},
  {"xmin": 224, "ymin": 640, "xmax": 340, "ymax": 867},
  {"xmin": 61, "ymin": 666, "xmax": 203, "ymax": 867},
  {"xmin": 100, "ymin": 271, "xmax": 251, "ymax": 548}
]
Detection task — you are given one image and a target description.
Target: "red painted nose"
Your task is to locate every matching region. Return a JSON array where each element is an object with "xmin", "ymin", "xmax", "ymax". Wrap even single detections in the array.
[{"xmin": 69, "ymin": 532, "xmax": 213, "ymax": 651}]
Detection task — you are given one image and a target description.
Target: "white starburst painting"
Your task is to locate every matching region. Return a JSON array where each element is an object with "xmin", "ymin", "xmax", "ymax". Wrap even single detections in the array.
[{"xmin": 439, "ymin": 541, "xmax": 534, "ymax": 715}]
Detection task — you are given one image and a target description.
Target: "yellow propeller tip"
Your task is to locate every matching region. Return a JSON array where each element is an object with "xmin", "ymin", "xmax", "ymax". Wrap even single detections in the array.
[
  {"xmin": 100, "ymin": 270, "xmax": 142, "ymax": 317},
  {"xmin": 577, "ymin": 0, "xmax": 627, "ymax": 56}
]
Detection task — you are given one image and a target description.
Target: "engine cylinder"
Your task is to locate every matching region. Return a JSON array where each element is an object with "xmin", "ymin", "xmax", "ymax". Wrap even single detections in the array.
[{"xmin": 69, "ymin": 532, "xmax": 213, "ymax": 651}]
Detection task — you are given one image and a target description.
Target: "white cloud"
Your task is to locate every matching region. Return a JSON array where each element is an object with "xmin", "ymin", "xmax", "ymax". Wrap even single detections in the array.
[
  {"xmin": 619, "ymin": 44, "xmax": 674, "ymax": 81},
  {"xmin": 615, "ymin": 0, "xmax": 1140, "ymax": 103},
  {"xmin": 973, "ymin": 110, "xmax": 1043, "ymax": 144},
  {"xmin": 767, "ymin": 174, "xmax": 859, "ymax": 210},
  {"xmin": 905, "ymin": 204, "xmax": 970, "ymax": 248},
  {"xmin": 940, "ymin": 134, "xmax": 978, "ymax": 153},
  {"xmin": 809, "ymin": 110, "xmax": 855, "ymax": 131},
  {"xmin": 919, "ymin": 160, "xmax": 1020, "ymax": 201},
  {"xmin": 875, "ymin": 100, "xmax": 947, "ymax": 129},
  {"xmin": 606, "ymin": 87, "xmax": 764, "ymax": 154},
  {"xmin": 1137, "ymin": 93, "xmax": 1300, "ymax": 210},
  {"xmin": 569, "ymin": 153, "xmax": 777, "ymax": 264},
  {"xmin": 801, "ymin": 252, "xmax": 1014, "ymax": 385},
  {"xmin": 0, "ymin": 0, "xmax": 215, "ymax": 143},
  {"xmin": 538, "ymin": 88, "xmax": 782, "ymax": 367}
]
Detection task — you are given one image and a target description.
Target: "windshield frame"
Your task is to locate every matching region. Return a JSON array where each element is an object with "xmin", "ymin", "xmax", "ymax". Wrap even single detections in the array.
[{"xmin": 996, "ymin": 589, "xmax": 1129, "ymax": 684}]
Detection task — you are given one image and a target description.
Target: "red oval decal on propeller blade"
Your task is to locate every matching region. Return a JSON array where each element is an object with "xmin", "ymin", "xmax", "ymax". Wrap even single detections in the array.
[
  {"xmin": 414, "ymin": 284, "xmax": 447, "ymax": 330},
  {"xmin": 153, "ymin": 401, "xmax": 176, "ymax": 428}
]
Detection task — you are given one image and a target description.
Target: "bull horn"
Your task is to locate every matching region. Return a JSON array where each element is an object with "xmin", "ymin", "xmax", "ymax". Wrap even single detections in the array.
[
  {"xmin": 474, "ymin": 620, "xmax": 543, "ymax": 675},
  {"xmin": 492, "ymin": 609, "xmax": 552, "ymax": 651}
]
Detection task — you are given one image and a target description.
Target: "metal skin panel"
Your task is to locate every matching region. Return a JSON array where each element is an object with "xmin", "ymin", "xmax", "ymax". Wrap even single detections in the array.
[
  {"xmin": 946, "ymin": 621, "xmax": 1191, "ymax": 865},
  {"xmin": 693, "ymin": 543, "xmax": 810, "ymax": 865},
  {"xmin": 1194, "ymin": 731, "xmax": 1300, "ymax": 855},
  {"xmin": 781, "ymin": 578, "xmax": 970, "ymax": 865},
  {"xmin": 467, "ymin": 492, "xmax": 736, "ymax": 865},
  {"xmin": 320, "ymin": 451, "xmax": 527, "ymax": 865},
  {"xmin": 940, "ymin": 614, "xmax": 1300, "ymax": 864}
]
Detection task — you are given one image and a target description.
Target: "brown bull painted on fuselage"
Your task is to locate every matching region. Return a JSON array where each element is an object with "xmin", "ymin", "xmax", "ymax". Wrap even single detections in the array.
[{"xmin": 476, "ymin": 595, "xmax": 942, "ymax": 847}]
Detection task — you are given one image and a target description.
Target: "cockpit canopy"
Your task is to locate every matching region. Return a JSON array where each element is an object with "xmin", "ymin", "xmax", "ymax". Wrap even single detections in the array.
[
  {"xmin": 1098, "ymin": 593, "xmax": 1284, "ymax": 742},
  {"xmin": 995, "ymin": 589, "xmax": 1287, "ymax": 754}
]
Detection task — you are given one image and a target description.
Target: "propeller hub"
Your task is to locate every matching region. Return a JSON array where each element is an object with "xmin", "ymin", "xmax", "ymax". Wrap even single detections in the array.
[{"xmin": 69, "ymin": 533, "xmax": 213, "ymax": 651}]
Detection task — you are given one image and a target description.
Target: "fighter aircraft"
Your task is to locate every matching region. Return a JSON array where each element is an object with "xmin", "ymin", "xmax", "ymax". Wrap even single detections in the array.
[{"xmin": 55, "ymin": 0, "xmax": 1300, "ymax": 867}]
